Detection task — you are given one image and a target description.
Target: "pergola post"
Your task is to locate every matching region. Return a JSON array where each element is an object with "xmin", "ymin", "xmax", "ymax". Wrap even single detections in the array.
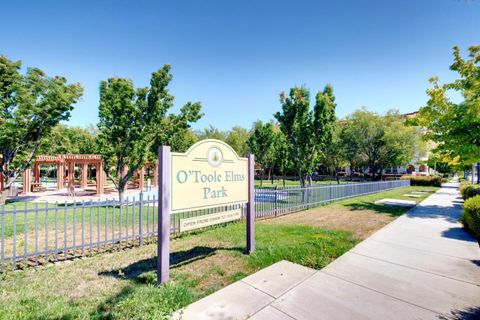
[
  {"xmin": 56, "ymin": 162, "xmax": 64, "ymax": 190},
  {"xmin": 153, "ymin": 161, "xmax": 158, "ymax": 187},
  {"xmin": 67, "ymin": 161, "xmax": 75, "ymax": 196},
  {"xmin": 139, "ymin": 167, "xmax": 145, "ymax": 191},
  {"xmin": 23, "ymin": 169, "xmax": 32, "ymax": 194},
  {"xmin": 96, "ymin": 161, "xmax": 105, "ymax": 195},
  {"xmin": 81, "ymin": 163, "xmax": 88, "ymax": 188},
  {"xmin": 34, "ymin": 163, "xmax": 40, "ymax": 185}
]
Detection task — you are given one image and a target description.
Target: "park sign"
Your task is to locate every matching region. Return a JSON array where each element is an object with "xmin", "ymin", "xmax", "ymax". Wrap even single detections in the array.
[
  {"xmin": 171, "ymin": 139, "xmax": 248, "ymax": 213},
  {"xmin": 157, "ymin": 139, "xmax": 255, "ymax": 284}
]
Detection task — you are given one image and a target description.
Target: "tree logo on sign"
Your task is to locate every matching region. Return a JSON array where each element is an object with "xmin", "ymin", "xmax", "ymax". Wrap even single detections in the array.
[{"xmin": 207, "ymin": 147, "xmax": 223, "ymax": 167}]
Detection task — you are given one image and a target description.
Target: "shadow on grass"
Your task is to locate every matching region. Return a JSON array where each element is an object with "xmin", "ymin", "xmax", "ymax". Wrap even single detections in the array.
[
  {"xmin": 99, "ymin": 245, "xmax": 244, "ymax": 281},
  {"xmin": 344, "ymin": 201, "xmax": 406, "ymax": 217}
]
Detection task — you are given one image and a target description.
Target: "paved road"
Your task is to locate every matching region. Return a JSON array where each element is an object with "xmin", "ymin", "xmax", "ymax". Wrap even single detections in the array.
[{"xmin": 176, "ymin": 183, "xmax": 480, "ymax": 320}]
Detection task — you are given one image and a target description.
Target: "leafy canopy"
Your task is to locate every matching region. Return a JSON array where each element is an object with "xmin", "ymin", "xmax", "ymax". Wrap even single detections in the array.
[
  {"xmin": 274, "ymin": 85, "xmax": 336, "ymax": 186},
  {"xmin": 412, "ymin": 46, "xmax": 480, "ymax": 164},
  {"xmin": 0, "ymin": 55, "xmax": 83, "ymax": 195},
  {"xmin": 96, "ymin": 65, "xmax": 202, "ymax": 199}
]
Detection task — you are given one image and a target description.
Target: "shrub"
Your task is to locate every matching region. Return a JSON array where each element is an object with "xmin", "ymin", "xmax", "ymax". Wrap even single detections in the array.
[
  {"xmin": 461, "ymin": 195, "xmax": 480, "ymax": 240},
  {"xmin": 464, "ymin": 185, "xmax": 480, "ymax": 200},
  {"xmin": 460, "ymin": 182, "xmax": 480, "ymax": 200},
  {"xmin": 401, "ymin": 175, "xmax": 442, "ymax": 187},
  {"xmin": 460, "ymin": 182, "xmax": 471, "ymax": 199}
]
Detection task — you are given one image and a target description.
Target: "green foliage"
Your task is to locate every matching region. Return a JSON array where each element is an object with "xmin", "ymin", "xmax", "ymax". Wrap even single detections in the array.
[
  {"xmin": 38, "ymin": 124, "xmax": 97, "ymax": 155},
  {"xmin": 0, "ymin": 55, "xmax": 83, "ymax": 201},
  {"xmin": 460, "ymin": 182, "xmax": 470, "ymax": 199},
  {"xmin": 322, "ymin": 122, "xmax": 347, "ymax": 181},
  {"xmin": 196, "ymin": 125, "xmax": 228, "ymax": 141},
  {"xmin": 195, "ymin": 125, "xmax": 250, "ymax": 156},
  {"xmin": 96, "ymin": 65, "xmax": 202, "ymax": 200},
  {"xmin": 412, "ymin": 46, "xmax": 480, "ymax": 166},
  {"xmin": 341, "ymin": 109, "xmax": 418, "ymax": 180},
  {"xmin": 461, "ymin": 195, "xmax": 480, "ymax": 240},
  {"xmin": 225, "ymin": 126, "xmax": 250, "ymax": 157},
  {"xmin": 400, "ymin": 175, "xmax": 442, "ymax": 187},
  {"xmin": 461, "ymin": 184, "xmax": 480, "ymax": 200},
  {"xmin": 247, "ymin": 121, "xmax": 277, "ymax": 179},
  {"xmin": 273, "ymin": 129, "xmax": 293, "ymax": 180},
  {"xmin": 274, "ymin": 85, "xmax": 336, "ymax": 187}
]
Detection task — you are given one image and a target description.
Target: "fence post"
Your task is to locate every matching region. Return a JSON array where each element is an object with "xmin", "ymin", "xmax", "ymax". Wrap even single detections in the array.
[
  {"xmin": 247, "ymin": 154, "xmax": 255, "ymax": 254},
  {"xmin": 274, "ymin": 186, "xmax": 278, "ymax": 217},
  {"xmin": 157, "ymin": 146, "xmax": 171, "ymax": 285}
]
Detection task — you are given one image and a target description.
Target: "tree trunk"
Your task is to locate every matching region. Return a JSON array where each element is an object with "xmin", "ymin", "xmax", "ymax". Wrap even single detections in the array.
[
  {"xmin": 335, "ymin": 167, "xmax": 340, "ymax": 184},
  {"xmin": 0, "ymin": 189, "xmax": 8, "ymax": 205},
  {"xmin": 271, "ymin": 168, "xmax": 274, "ymax": 185},
  {"xmin": 282, "ymin": 174, "xmax": 286, "ymax": 188},
  {"xmin": 477, "ymin": 162, "xmax": 480, "ymax": 184},
  {"xmin": 370, "ymin": 163, "xmax": 376, "ymax": 181},
  {"xmin": 299, "ymin": 175, "xmax": 305, "ymax": 188}
]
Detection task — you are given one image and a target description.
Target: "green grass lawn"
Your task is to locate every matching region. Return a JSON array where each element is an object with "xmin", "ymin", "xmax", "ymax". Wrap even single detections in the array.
[
  {"xmin": 336, "ymin": 185, "xmax": 439, "ymax": 216},
  {"xmin": 0, "ymin": 222, "xmax": 356, "ymax": 320},
  {"xmin": 0, "ymin": 185, "xmax": 439, "ymax": 319}
]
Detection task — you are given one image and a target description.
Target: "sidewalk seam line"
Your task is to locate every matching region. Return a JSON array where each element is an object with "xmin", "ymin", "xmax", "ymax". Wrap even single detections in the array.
[
  {"xmin": 321, "ymin": 270, "xmax": 442, "ymax": 315},
  {"xmin": 270, "ymin": 305, "xmax": 298, "ymax": 320},
  {"xmin": 367, "ymin": 237, "xmax": 477, "ymax": 262},
  {"xmin": 244, "ymin": 270, "xmax": 318, "ymax": 319},
  {"xmin": 350, "ymin": 251, "xmax": 480, "ymax": 286}
]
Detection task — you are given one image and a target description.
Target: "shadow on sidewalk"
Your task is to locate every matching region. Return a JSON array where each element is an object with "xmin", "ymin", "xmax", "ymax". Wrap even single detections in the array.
[
  {"xmin": 441, "ymin": 227, "xmax": 477, "ymax": 243},
  {"xmin": 438, "ymin": 306, "xmax": 480, "ymax": 320}
]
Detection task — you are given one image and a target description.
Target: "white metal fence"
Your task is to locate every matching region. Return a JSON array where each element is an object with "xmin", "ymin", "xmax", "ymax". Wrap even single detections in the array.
[{"xmin": 0, "ymin": 179, "xmax": 409, "ymax": 271}]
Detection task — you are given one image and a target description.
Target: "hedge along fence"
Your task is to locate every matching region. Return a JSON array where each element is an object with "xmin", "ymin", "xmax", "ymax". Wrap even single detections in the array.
[
  {"xmin": 401, "ymin": 175, "xmax": 443, "ymax": 187},
  {"xmin": 461, "ymin": 195, "xmax": 480, "ymax": 241}
]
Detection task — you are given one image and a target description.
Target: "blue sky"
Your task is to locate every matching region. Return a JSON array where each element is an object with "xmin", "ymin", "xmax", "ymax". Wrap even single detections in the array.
[{"xmin": 1, "ymin": 0, "xmax": 479, "ymax": 130}]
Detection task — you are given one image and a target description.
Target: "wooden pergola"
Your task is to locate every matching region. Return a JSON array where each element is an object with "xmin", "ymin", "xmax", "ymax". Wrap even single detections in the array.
[
  {"xmin": 23, "ymin": 155, "xmax": 158, "ymax": 196},
  {"xmin": 24, "ymin": 154, "xmax": 105, "ymax": 195}
]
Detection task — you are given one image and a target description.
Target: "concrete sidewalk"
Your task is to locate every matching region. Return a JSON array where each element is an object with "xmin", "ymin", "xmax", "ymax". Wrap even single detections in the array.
[{"xmin": 176, "ymin": 183, "xmax": 480, "ymax": 320}]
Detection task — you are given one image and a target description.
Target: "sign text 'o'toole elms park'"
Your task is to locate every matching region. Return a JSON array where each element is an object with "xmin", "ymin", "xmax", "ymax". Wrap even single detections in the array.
[
  {"xmin": 171, "ymin": 140, "xmax": 249, "ymax": 213},
  {"xmin": 157, "ymin": 139, "xmax": 255, "ymax": 284}
]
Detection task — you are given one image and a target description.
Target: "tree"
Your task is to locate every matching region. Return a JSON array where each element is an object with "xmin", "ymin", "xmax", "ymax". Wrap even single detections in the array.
[
  {"xmin": 38, "ymin": 124, "xmax": 98, "ymax": 155},
  {"xmin": 322, "ymin": 122, "xmax": 347, "ymax": 184},
  {"xmin": 338, "ymin": 120, "xmax": 365, "ymax": 180},
  {"xmin": 96, "ymin": 65, "xmax": 202, "ymax": 202},
  {"xmin": 247, "ymin": 121, "xmax": 277, "ymax": 186},
  {"xmin": 341, "ymin": 109, "xmax": 385, "ymax": 180},
  {"xmin": 341, "ymin": 109, "xmax": 418, "ymax": 180},
  {"xmin": 0, "ymin": 55, "xmax": 83, "ymax": 203},
  {"xmin": 226, "ymin": 126, "xmax": 250, "ymax": 157},
  {"xmin": 196, "ymin": 125, "xmax": 228, "ymax": 141},
  {"xmin": 274, "ymin": 85, "xmax": 337, "ymax": 187},
  {"xmin": 379, "ymin": 112, "xmax": 418, "ymax": 179},
  {"xmin": 411, "ymin": 46, "xmax": 480, "ymax": 183},
  {"xmin": 273, "ymin": 129, "xmax": 293, "ymax": 187}
]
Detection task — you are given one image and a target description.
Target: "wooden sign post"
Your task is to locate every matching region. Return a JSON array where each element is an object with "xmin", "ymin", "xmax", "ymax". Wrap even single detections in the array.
[{"xmin": 157, "ymin": 140, "xmax": 255, "ymax": 285}]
